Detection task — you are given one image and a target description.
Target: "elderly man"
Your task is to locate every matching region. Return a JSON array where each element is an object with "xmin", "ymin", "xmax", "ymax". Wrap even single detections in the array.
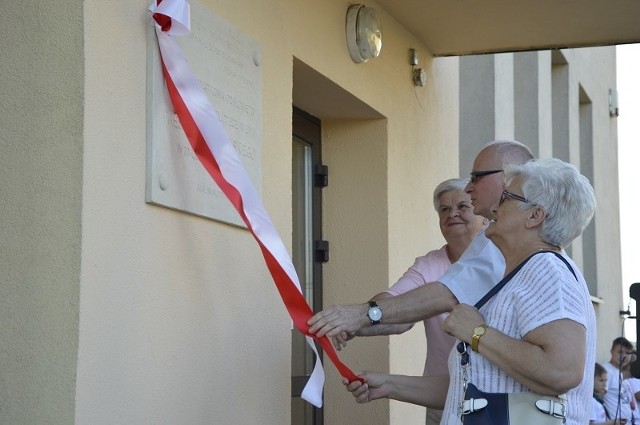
[{"xmin": 307, "ymin": 140, "xmax": 534, "ymax": 339}]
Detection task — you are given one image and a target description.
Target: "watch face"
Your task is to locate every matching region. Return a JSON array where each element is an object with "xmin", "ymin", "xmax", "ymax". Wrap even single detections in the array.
[
  {"xmin": 368, "ymin": 306, "xmax": 383, "ymax": 321},
  {"xmin": 474, "ymin": 326, "xmax": 486, "ymax": 336}
]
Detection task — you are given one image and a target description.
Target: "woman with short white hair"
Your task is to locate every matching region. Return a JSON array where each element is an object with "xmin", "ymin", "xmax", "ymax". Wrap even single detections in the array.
[{"xmin": 442, "ymin": 157, "xmax": 597, "ymax": 424}]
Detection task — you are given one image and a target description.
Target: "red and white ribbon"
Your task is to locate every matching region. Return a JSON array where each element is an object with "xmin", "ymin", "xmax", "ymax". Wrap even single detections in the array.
[{"xmin": 148, "ymin": 0, "xmax": 360, "ymax": 407}]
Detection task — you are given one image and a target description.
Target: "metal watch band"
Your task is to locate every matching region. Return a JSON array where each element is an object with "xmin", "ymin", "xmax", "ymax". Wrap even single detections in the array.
[{"xmin": 471, "ymin": 325, "xmax": 487, "ymax": 352}]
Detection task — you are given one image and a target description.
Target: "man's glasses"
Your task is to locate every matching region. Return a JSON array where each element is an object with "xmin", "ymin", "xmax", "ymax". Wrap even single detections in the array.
[
  {"xmin": 469, "ymin": 169, "xmax": 502, "ymax": 183},
  {"xmin": 499, "ymin": 190, "xmax": 530, "ymax": 206}
]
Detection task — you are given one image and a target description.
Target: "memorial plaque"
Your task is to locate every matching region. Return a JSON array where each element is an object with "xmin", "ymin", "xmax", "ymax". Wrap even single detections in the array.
[{"xmin": 146, "ymin": 0, "xmax": 262, "ymax": 227}]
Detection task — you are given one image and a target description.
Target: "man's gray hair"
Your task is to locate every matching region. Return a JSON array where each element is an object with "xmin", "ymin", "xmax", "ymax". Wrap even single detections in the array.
[
  {"xmin": 504, "ymin": 158, "xmax": 596, "ymax": 248},
  {"xmin": 485, "ymin": 140, "xmax": 535, "ymax": 168},
  {"xmin": 432, "ymin": 178, "xmax": 470, "ymax": 211}
]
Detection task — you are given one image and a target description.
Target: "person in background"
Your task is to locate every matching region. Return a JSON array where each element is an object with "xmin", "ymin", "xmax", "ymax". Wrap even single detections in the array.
[
  {"xmin": 333, "ymin": 177, "xmax": 488, "ymax": 425},
  {"xmin": 593, "ymin": 362, "xmax": 627, "ymax": 424},
  {"xmin": 622, "ymin": 351, "xmax": 640, "ymax": 422},
  {"xmin": 604, "ymin": 337, "xmax": 636, "ymax": 424}
]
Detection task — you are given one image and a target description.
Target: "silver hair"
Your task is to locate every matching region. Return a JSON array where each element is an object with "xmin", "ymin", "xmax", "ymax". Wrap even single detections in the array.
[
  {"xmin": 504, "ymin": 158, "xmax": 596, "ymax": 248},
  {"xmin": 485, "ymin": 140, "xmax": 535, "ymax": 168},
  {"xmin": 432, "ymin": 178, "xmax": 470, "ymax": 210}
]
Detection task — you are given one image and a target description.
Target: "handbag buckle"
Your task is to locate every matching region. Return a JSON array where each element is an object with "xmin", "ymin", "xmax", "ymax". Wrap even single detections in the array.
[
  {"xmin": 460, "ymin": 397, "xmax": 488, "ymax": 415},
  {"xmin": 535, "ymin": 399, "xmax": 566, "ymax": 420}
]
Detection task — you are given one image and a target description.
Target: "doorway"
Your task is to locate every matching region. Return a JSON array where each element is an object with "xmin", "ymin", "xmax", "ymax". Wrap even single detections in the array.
[{"xmin": 291, "ymin": 107, "xmax": 324, "ymax": 425}]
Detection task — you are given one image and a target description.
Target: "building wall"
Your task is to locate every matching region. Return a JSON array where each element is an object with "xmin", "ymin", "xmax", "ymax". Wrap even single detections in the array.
[{"xmin": 0, "ymin": 1, "xmax": 621, "ymax": 425}]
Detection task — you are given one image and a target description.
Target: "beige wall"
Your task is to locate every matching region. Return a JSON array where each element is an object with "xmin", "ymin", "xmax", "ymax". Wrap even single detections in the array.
[
  {"xmin": 290, "ymin": 1, "xmax": 461, "ymax": 422},
  {"xmin": 0, "ymin": 1, "xmax": 621, "ymax": 424}
]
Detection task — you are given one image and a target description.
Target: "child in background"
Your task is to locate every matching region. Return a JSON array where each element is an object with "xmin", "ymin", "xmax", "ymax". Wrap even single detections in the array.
[
  {"xmin": 593, "ymin": 362, "xmax": 628, "ymax": 425},
  {"xmin": 622, "ymin": 352, "xmax": 640, "ymax": 421}
]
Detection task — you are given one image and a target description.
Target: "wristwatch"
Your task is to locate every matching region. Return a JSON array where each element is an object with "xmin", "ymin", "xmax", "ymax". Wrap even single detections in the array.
[
  {"xmin": 367, "ymin": 301, "xmax": 383, "ymax": 325},
  {"xmin": 471, "ymin": 324, "xmax": 487, "ymax": 352}
]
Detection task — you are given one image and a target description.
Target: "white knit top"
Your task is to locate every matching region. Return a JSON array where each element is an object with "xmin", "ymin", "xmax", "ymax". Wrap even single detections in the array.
[{"xmin": 441, "ymin": 252, "xmax": 596, "ymax": 425}]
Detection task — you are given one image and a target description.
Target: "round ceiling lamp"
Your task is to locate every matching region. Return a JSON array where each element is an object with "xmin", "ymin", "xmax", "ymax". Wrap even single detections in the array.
[{"xmin": 346, "ymin": 4, "xmax": 383, "ymax": 63}]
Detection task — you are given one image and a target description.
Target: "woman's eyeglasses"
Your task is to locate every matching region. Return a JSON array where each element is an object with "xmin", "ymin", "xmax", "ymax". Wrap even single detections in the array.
[
  {"xmin": 499, "ymin": 190, "xmax": 530, "ymax": 206},
  {"xmin": 469, "ymin": 169, "xmax": 502, "ymax": 183}
]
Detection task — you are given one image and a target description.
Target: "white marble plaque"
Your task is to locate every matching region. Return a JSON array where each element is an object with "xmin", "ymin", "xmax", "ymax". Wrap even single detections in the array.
[{"xmin": 146, "ymin": 0, "xmax": 262, "ymax": 227}]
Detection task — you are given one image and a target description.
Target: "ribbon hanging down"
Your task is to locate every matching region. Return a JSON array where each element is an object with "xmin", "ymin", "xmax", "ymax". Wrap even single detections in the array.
[{"xmin": 148, "ymin": 0, "xmax": 360, "ymax": 407}]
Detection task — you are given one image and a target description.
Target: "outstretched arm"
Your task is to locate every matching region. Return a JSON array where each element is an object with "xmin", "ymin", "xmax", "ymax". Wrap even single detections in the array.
[
  {"xmin": 357, "ymin": 293, "xmax": 415, "ymax": 335},
  {"xmin": 332, "ymin": 293, "xmax": 414, "ymax": 350},
  {"xmin": 308, "ymin": 281, "xmax": 458, "ymax": 338},
  {"xmin": 343, "ymin": 372, "xmax": 449, "ymax": 408}
]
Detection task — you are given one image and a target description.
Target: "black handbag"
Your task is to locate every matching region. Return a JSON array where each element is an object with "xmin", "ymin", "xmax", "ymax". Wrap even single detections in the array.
[{"xmin": 459, "ymin": 251, "xmax": 575, "ymax": 424}]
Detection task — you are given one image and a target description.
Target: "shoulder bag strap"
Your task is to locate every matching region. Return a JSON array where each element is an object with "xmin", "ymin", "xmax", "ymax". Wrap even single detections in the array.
[{"xmin": 474, "ymin": 250, "xmax": 576, "ymax": 309}]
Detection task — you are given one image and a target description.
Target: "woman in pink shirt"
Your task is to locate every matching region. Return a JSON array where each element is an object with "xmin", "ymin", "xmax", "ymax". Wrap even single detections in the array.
[{"xmin": 333, "ymin": 177, "xmax": 488, "ymax": 424}]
